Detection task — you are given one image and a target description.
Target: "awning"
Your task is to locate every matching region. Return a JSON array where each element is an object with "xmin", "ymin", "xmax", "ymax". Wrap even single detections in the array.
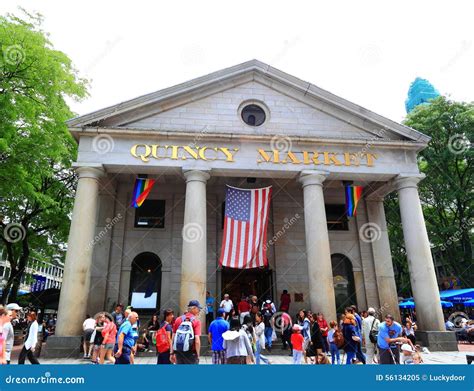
[
  {"xmin": 399, "ymin": 300, "xmax": 453, "ymax": 309},
  {"xmin": 463, "ymin": 299, "xmax": 474, "ymax": 307},
  {"xmin": 439, "ymin": 288, "xmax": 474, "ymax": 302}
]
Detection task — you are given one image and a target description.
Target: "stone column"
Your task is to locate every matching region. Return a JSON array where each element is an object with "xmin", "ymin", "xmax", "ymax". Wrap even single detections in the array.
[
  {"xmin": 56, "ymin": 165, "xmax": 104, "ymax": 336},
  {"xmin": 180, "ymin": 170, "xmax": 210, "ymax": 320},
  {"xmin": 299, "ymin": 170, "xmax": 337, "ymax": 322},
  {"xmin": 394, "ymin": 174, "xmax": 444, "ymax": 331},
  {"xmin": 365, "ymin": 197, "xmax": 400, "ymax": 321},
  {"xmin": 353, "ymin": 269, "xmax": 368, "ymax": 312}
]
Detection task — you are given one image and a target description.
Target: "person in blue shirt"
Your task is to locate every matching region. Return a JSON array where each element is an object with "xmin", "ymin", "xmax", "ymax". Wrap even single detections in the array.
[
  {"xmin": 206, "ymin": 291, "xmax": 215, "ymax": 329},
  {"xmin": 208, "ymin": 308, "xmax": 230, "ymax": 364},
  {"xmin": 350, "ymin": 305, "xmax": 366, "ymax": 364},
  {"xmin": 114, "ymin": 312, "xmax": 139, "ymax": 364},
  {"xmin": 377, "ymin": 314, "xmax": 408, "ymax": 364}
]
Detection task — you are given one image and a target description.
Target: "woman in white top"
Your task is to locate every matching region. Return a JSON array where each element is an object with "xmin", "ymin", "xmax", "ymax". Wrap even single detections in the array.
[
  {"xmin": 222, "ymin": 317, "xmax": 254, "ymax": 364},
  {"xmin": 254, "ymin": 312, "xmax": 270, "ymax": 364},
  {"xmin": 18, "ymin": 311, "xmax": 40, "ymax": 364}
]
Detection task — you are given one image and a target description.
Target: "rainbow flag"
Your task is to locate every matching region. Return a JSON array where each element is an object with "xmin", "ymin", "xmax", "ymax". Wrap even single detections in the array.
[
  {"xmin": 131, "ymin": 178, "xmax": 156, "ymax": 208},
  {"xmin": 345, "ymin": 185, "xmax": 363, "ymax": 217}
]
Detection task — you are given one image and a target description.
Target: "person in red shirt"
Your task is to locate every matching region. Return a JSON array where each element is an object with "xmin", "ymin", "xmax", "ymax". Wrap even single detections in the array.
[
  {"xmin": 237, "ymin": 296, "xmax": 251, "ymax": 324},
  {"xmin": 100, "ymin": 313, "xmax": 117, "ymax": 364},
  {"xmin": 172, "ymin": 300, "xmax": 202, "ymax": 364},
  {"xmin": 279, "ymin": 290, "xmax": 291, "ymax": 313},
  {"xmin": 290, "ymin": 324, "xmax": 304, "ymax": 364},
  {"xmin": 316, "ymin": 312, "xmax": 329, "ymax": 353}
]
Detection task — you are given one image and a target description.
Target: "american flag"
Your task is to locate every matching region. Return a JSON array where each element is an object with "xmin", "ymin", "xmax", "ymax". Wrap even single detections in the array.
[{"xmin": 219, "ymin": 186, "xmax": 272, "ymax": 269}]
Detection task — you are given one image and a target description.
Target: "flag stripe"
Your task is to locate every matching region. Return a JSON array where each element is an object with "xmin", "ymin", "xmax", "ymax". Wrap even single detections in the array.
[{"xmin": 219, "ymin": 185, "xmax": 272, "ymax": 269}]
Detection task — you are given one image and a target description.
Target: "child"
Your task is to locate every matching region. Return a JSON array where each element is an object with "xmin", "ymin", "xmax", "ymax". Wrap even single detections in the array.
[
  {"xmin": 290, "ymin": 324, "xmax": 304, "ymax": 364},
  {"xmin": 327, "ymin": 321, "xmax": 340, "ymax": 365},
  {"xmin": 413, "ymin": 352, "xmax": 423, "ymax": 364}
]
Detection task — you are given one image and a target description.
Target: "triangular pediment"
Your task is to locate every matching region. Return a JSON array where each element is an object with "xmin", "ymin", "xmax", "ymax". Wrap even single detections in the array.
[{"xmin": 67, "ymin": 60, "xmax": 430, "ymax": 143}]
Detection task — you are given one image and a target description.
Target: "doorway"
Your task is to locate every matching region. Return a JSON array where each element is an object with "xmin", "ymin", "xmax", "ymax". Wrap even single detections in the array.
[
  {"xmin": 129, "ymin": 252, "xmax": 162, "ymax": 313},
  {"xmin": 221, "ymin": 267, "xmax": 273, "ymax": 305},
  {"xmin": 331, "ymin": 253, "xmax": 356, "ymax": 315}
]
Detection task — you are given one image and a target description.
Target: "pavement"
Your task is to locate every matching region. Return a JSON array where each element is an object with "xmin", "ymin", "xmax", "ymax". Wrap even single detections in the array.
[{"xmin": 9, "ymin": 343, "xmax": 474, "ymax": 365}]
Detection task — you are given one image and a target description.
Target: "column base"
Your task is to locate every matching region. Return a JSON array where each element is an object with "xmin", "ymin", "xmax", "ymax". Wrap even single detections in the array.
[
  {"xmin": 44, "ymin": 335, "xmax": 82, "ymax": 358},
  {"xmin": 415, "ymin": 330, "xmax": 458, "ymax": 351}
]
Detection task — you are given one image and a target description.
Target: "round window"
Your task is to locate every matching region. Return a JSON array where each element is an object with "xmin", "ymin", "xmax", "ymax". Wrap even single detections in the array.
[{"xmin": 241, "ymin": 104, "xmax": 266, "ymax": 126}]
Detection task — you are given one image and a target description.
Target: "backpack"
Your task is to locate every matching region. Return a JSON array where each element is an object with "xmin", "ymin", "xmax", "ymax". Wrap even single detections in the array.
[
  {"xmin": 369, "ymin": 318, "xmax": 378, "ymax": 344},
  {"xmin": 173, "ymin": 315, "xmax": 195, "ymax": 352},
  {"xmin": 155, "ymin": 323, "xmax": 171, "ymax": 353},
  {"xmin": 333, "ymin": 329, "xmax": 345, "ymax": 348}
]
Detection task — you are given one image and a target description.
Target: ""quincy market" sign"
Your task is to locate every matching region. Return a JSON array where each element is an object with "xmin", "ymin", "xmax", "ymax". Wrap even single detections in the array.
[{"xmin": 130, "ymin": 144, "xmax": 378, "ymax": 167}]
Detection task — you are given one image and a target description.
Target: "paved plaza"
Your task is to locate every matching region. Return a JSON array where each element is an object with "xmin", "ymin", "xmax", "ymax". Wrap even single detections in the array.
[{"xmin": 10, "ymin": 344, "xmax": 474, "ymax": 365}]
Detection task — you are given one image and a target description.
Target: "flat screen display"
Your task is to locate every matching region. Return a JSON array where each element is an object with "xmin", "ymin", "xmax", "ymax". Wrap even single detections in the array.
[{"xmin": 130, "ymin": 292, "xmax": 157, "ymax": 309}]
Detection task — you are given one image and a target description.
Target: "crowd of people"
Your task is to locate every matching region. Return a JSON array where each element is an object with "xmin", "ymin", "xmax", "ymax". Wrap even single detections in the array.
[
  {"xmin": 73, "ymin": 291, "xmax": 431, "ymax": 365},
  {"xmin": 2, "ymin": 291, "xmax": 470, "ymax": 365}
]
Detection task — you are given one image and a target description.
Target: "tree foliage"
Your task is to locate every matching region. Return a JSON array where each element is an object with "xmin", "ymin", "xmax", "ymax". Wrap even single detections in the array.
[
  {"xmin": 387, "ymin": 96, "xmax": 473, "ymax": 295},
  {"xmin": 0, "ymin": 10, "xmax": 88, "ymax": 303}
]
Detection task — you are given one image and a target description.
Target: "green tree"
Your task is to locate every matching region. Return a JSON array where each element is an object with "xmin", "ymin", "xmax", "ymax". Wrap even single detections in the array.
[
  {"xmin": 387, "ymin": 96, "xmax": 473, "ymax": 295},
  {"xmin": 0, "ymin": 10, "xmax": 88, "ymax": 303}
]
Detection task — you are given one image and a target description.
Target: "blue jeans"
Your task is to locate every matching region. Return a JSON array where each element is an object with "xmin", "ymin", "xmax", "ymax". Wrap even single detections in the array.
[
  {"xmin": 256, "ymin": 340, "xmax": 270, "ymax": 364},
  {"xmin": 264, "ymin": 327, "xmax": 273, "ymax": 348},
  {"xmin": 329, "ymin": 342, "xmax": 340, "ymax": 364},
  {"xmin": 345, "ymin": 350, "xmax": 356, "ymax": 365},
  {"xmin": 292, "ymin": 350, "xmax": 303, "ymax": 364}
]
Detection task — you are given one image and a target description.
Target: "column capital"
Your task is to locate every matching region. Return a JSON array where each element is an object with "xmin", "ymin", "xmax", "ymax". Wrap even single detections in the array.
[
  {"xmin": 393, "ymin": 173, "xmax": 425, "ymax": 191},
  {"xmin": 183, "ymin": 169, "xmax": 210, "ymax": 184},
  {"xmin": 299, "ymin": 170, "xmax": 329, "ymax": 188},
  {"xmin": 73, "ymin": 164, "xmax": 105, "ymax": 180}
]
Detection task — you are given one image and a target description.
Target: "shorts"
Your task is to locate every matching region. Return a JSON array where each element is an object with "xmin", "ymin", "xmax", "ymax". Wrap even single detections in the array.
[
  {"xmin": 102, "ymin": 343, "xmax": 115, "ymax": 350},
  {"xmin": 83, "ymin": 329, "xmax": 94, "ymax": 341}
]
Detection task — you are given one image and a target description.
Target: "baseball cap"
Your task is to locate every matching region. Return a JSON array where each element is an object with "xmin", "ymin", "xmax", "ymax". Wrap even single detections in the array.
[
  {"xmin": 292, "ymin": 324, "xmax": 302, "ymax": 331},
  {"xmin": 6, "ymin": 303, "xmax": 22, "ymax": 311},
  {"xmin": 217, "ymin": 308, "xmax": 226, "ymax": 316},
  {"xmin": 188, "ymin": 300, "xmax": 202, "ymax": 309}
]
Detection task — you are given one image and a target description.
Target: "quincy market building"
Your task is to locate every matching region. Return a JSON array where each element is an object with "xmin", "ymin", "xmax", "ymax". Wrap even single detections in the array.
[{"xmin": 48, "ymin": 60, "xmax": 456, "ymax": 355}]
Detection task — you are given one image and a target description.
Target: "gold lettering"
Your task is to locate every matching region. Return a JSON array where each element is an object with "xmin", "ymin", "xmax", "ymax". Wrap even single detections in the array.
[
  {"xmin": 362, "ymin": 153, "xmax": 377, "ymax": 167},
  {"xmin": 151, "ymin": 145, "xmax": 167, "ymax": 159},
  {"xmin": 343, "ymin": 152, "xmax": 360, "ymax": 166},
  {"xmin": 181, "ymin": 145, "xmax": 199, "ymax": 160},
  {"xmin": 257, "ymin": 149, "xmax": 279, "ymax": 163},
  {"xmin": 131, "ymin": 144, "xmax": 151, "ymax": 163},
  {"xmin": 286, "ymin": 152, "xmax": 302, "ymax": 164},
  {"xmin": 323, "ymin": 152, "xmax": 342, "ymax": 166},
  {"xmin": 198, "ymin": 147, "xmax": 218, "ymax": 161},
  {"xmin": 219, "ymin": 147, "xmax": 239, "ymax": 162},
  {"xmin": 166, "ymin": 145, "xmax": 179, "ymax": 160}
]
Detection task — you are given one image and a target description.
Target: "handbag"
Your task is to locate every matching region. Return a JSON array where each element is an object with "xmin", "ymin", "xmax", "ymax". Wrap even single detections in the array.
[{"xmin": 369, "ymin": 318, "xmax": 378, "ymax": 344}]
